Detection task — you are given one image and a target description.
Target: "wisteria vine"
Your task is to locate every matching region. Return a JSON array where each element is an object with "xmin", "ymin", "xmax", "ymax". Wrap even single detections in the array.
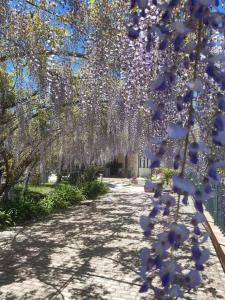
[
  {"xmin": 1, "ymin": 3, "xmax": 225, "ymax": 297},
  {"xmin": 127, "ymin": 0, "xmax": 225, "ymax": 298}
]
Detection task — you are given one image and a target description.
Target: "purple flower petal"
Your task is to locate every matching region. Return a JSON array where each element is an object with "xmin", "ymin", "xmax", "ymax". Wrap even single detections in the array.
[
  {"xmin": 174, "ymin": 160, "xmax": 179, "ymax": 170},
  {"xmin": 218, "ymin": 95, "xmax": 225, "ymax": 111},
  {"xmin": 206, "ymin": 63, "xmax": 215, "ymax": 77},
  {"xmin": 144, "ymin": 100, "xmax": 157, "ymax": 110},
  {"xmin": 163, "ymin": 207, "xmax": 170, "ymax": 216},
  {"xmin": 172, "ymin": 175, "xmax": 196, "ymax": 194},
  {"xmin": 137, "ymin": 0, "xmax": 148, "ymax": 10},
  {"xmin": 169, "ymin": 0, "xmax": 179, "ymax": 8},
  {"xmin": 182, "ymin": 195, "xmax": 188, "ymax": 205},
  {"xmin": 150, "ymin": 159, "xmax": 160, "ymax": 169},
  {"xmin": 152, "ymin": 78, "xmax": 167, "ymax": 91},
  {"xmin": 189, "ymin": 151, "xmax": 198, "ymax": 164},
  {"xmin": 208, "ymin": 167, "xmax": 221, "ymax": 183},
  {"xmin": 162, "ymin": 272, "xmax": 171, "ymax": 287},
  {"xmin": 168, "ymin": 231, "xmax": 176, "ymax": 245},
  {"xmin": 191, "ymin": 212, "xmax": 205, "ymax": 226},
  {"xmin": 194, "ymin": 226, "xmax": 201, "ymax": 235},
  {"xmin": 159, "ymin": 39, "xmax": 168, "ymax": 50},
  {"xmin": 157, "ymin": 233, "xmax": 170, "ymax": 250},
  {"xmin": 140, "ymin": 247, "xmax": 150, "ymax": 279},
  {"xmin": 140, "ymin": 215, "xmax": 150, "ymax": 231},
  {"xmin": 213, "ymin": 160, "xmax": 225, "ymax": 168},
  {"xmin": 144, "ymin": 148, "xmax": 157, "ymax": 160},
  {"xmin": 185, "ymin": 270, "xmax": 201, "ymax": 289},
  {"xmin": 139, "ymin": 281, "xmax": 149, "ymax": 293},
  {"xmin": 140, "ymin": 247, "xmax": 150, "ymax": 265},
  {"xmin": 214, "ymin": 113, "xmax": 225, "ymax": 131},
  {"xmin": 194, "ymin": 200, "xmax": 204, "ymax": 213},
  {"xmin": 197, "ymin": 249, "xmax": 210, "ymax": 266},
  {"xmin": 192, "ymin": 245, "xmax": 201, "ymax": 261},
  {"xmin": 169, "ymin": 285, "xmax": 183, "ymax": 298},
  {"xmin": 160, "ymin": 194, "xmax": 176, "ymax": 207},
  {"xmin": 130, "ymin": 0, "xmax": 136, "ymax": 9},
  {"xmin": 213, "ymin": 130, "xmax": 225, "ymax": 146},
  {"xmin": 154, "ymin": 255, "xmax": 162, "ymax": 268},
  {"xmin": 152, "ymin": 110, "xmax": 161, "ymax": 121},
  {"xmin": 144, "ymin": 180, "xmax": 156, "ymax": 191},
  {"xmin": 174, "ymin": 34, "xmax": 184, "ymax": 51},
  {"xmin": 149, "ymin": 206, "xmax": 159, "ymax": 218},
  {"xmin": 128, "ymin": 27, "xmax": 140, "ymax": 40},
  {"xmin": 167, "ymin": 124, "xmax": 188, "ymax": 139}
]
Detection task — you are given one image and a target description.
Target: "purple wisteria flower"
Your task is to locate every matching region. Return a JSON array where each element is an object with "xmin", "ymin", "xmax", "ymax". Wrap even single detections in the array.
[
  {"xmin": 151, "ymin": 78, "xmax": 167, "ymax": 91},
  {"xmin": 144, "ymin": 180, "xmax": 156, "ymax": 191},
  {"xmin": 140, "ymin": 247, "xmax": 151, "ymax": 279},
  {"xmin": 191, "ymin": 212, "xmax": 205, "ymax": 226},
  {"xmin": 172, "ymin": 175, "xmax": 196, "ymax": 195},
  {"xmin": 144, "ymin": 148, "xmax": 161, "ymax": 169},
  {"xmin": 167, "ymin": 124, "xmax": 188, "ymax": 139},
  {"xmin": 218, "ymin": 94, "xmax": 225, "ymax": 111},
  {"xmin": 184, "ymin": 270, "xmax": 201, "ymax": 289},
  {"xmin": 152, "ymin": 239, "xmax": 169, "ymax": 258},
  {"xmin": 136, "ymin": 0, "xmax": 148, "ymax": 10},
  {"xmin": 128, "ymin": 27, "xmax": 140, "ymax": 40},
  {"xmin": 208, "ymin": 166, "xmax": 221, "ymax": 184},
  {"xmin": 160, "ymin": 194, "xmax": 176, "ymax": 207},
  {"xmin": 127, "ymin": 0, "xmax": 225, "ymax": 297},
  {"xmin": 140, "ymin": 214, "xmax": 154, "ymax": 237},
  {"xmin": 192, "ymin": 246, "xmax": 210, "ymax": 270},
  {"xmin": 168, "ymin": 223, "xmax": 189, "ymax": 247},
  {"xmin": 168, "ymin": 285, "xmax": 183, "ymax": 298},
  {"xmin": 159, "ymin": 260, "xmax": 181, "ymax": 287}
]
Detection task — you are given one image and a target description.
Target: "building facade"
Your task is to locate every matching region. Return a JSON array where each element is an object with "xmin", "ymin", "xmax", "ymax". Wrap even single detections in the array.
[{"xmin": 104, "ymin": 153, "xmax": 151, "ymax": 178}]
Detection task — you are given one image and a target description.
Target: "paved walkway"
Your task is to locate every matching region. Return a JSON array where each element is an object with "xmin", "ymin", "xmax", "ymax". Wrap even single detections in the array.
[{"xmin": 0, "ymin": 179, "xmax": 224, "ymax": 300}]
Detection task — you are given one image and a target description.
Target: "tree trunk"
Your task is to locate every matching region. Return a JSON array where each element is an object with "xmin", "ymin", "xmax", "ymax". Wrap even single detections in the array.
[
  {"xmin": 1, "ymin": 184, "xmax": 12, "ymax": 205},
  {"xmin": 40, "ymin": 161, "xmax": 48, "ymax": 184},
  {"xmin": 22, "ymin": 167, "xmax": 32, "ymax": 196},
  {"xmin": 124, "ymin": 154, "xmax": 128, "ymax": 178}
]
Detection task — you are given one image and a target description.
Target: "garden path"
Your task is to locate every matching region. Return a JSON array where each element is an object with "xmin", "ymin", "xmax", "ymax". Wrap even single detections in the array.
[{"xmin": 0, "ymin": 179, "xmax": 224, "ymax": 300}]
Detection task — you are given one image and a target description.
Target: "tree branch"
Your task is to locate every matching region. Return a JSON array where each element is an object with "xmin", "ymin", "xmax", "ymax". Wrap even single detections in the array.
[
  {"xmin": 0, "ymin": 49, "xmax": 86, "ymax": 63},
  {"xmin": 25, "ymin": 0, "xmax": 59, "ymax": 17}
]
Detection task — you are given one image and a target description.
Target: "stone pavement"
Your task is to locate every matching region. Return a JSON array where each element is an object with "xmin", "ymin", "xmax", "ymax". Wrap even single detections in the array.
[{"xmin": 0, "ymin": 178, "xmax": 224, "ymax": 300}]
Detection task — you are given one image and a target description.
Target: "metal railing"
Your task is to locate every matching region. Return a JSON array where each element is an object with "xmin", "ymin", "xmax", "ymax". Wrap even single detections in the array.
[{"xmin": 206, "ymin": 182, "xmax": 225, "ymax": 235}]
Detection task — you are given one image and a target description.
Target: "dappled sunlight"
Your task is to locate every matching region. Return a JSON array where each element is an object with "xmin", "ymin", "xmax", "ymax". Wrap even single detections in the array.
[
  {"xmin": 0, "ymin": 182, "xmax": 149, "ymax": 299},
  {"xmin": 0, "ymin": 181, "xmax": 224, "ymax": 299}
]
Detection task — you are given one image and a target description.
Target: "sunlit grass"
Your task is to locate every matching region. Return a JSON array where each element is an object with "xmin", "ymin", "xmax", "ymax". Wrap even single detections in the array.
[{"xmin": 28, "ymin": 183, "xmax": 55, "ymax": 195}]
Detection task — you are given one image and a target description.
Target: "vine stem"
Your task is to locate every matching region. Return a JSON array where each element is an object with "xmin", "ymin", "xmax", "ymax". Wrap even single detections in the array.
[{"xmin": 175, "ymin": 20, "xmax": 203, "ymax": 222}]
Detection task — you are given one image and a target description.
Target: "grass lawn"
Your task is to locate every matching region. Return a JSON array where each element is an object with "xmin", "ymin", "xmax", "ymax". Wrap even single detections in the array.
[{"xmin": 27, "ymin": 183, "xmax": 56, "ymax": 196}]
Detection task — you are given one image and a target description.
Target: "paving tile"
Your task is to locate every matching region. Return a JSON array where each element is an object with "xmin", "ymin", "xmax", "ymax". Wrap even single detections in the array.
[{"xmin": 0, "ymin": 179, "xmax": 224, "ymax": 299}]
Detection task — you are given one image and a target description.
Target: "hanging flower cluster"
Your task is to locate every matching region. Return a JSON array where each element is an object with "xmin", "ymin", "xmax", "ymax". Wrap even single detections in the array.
[
  {"xmin": 75, "ymin": 0, "xmax": 180, "ymax": 168},
  {"xmin": 1, "ymin": 0, "xmax": 183, "ymax": 172},
  {"xmin": 128, "ymin": 0, "xmax": 225, "ymax": 298}
]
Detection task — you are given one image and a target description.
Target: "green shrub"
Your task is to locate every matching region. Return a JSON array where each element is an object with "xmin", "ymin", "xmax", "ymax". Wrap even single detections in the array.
[
  {"xmin": 79, "ymin": 166, "xmax": 104, "ymax": 183},
  {"xmin": 158, "ymin": 167, "xmax": 175, "ymax": 185},
  {"xmin": 57, "ymin": 184, "xmax": 85, "ymax": 203},
  {"xmin": 37, "ymin": 197, "xmax": 55, "ymax": 215},
  {"xmin": 81, "ymin": 180, "xmax": 108, "ymax": 199},
  {"xmin": 0, "ymin": 211, "xmax": 14, "ymax": 228},
  {"xmin": 0, "ymin": 180, "xmax": 108, "ymax": 228},
  {"xmin": 38, "ymin": 184, "xmax": 86, "ymax": 214},
  {"xmin": 0, "ymin": 184, "xmax": 86, "ymax": 225},
  {"xmin": 5, "ymin": 197, "xmax": 41, "ymax": 223}
]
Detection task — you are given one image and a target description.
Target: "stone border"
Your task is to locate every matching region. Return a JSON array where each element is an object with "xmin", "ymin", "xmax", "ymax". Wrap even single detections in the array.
[{"xmin": 204, "ymin": 210, "xmax": 225, "ymax": 272}]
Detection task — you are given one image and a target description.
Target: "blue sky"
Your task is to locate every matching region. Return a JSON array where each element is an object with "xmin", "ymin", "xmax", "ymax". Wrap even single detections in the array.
[
  {"xmin": 7, "ymin": 0, "xmax": 225, "ymax": 80},
  {"xmin": 219, "ymin": 0, "xmax": 225, "ymax": 12},
  {"xmin": 8, "ymin": 0, "xmax": 86, "ymax": 80}
]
